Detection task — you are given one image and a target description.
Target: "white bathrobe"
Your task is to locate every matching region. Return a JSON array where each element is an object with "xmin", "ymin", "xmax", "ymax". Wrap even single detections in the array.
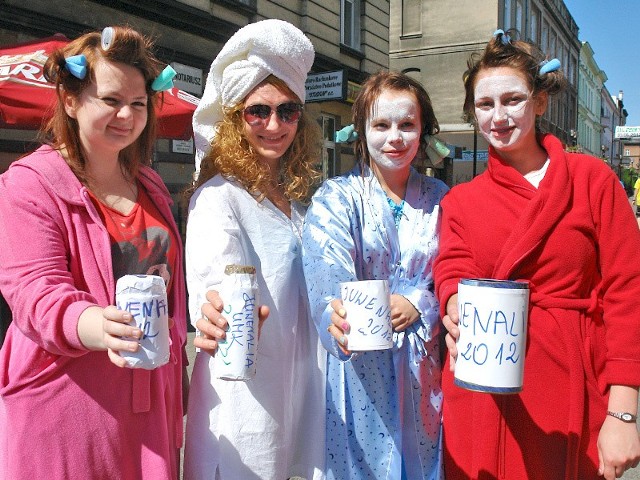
[{"xmin": 183, "ymin": 175, "xmax": 325, "ymax": 480}]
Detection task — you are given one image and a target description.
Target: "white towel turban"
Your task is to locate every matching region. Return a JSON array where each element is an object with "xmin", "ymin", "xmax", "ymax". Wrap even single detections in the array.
[{"xmin": 192, "ymin": 19, "xmax": 315, "ymax": 174}]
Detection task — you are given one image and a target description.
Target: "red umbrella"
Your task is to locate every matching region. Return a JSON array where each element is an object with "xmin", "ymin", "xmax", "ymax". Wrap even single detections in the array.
[{"xmin": 0, "ymin": 34, "xmax": 198, "ymax": 140}]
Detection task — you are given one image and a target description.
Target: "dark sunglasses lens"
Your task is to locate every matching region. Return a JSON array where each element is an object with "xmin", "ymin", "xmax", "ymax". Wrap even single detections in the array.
[
  {"xmin": 244, "ymin": 105, "xmax": 272, "ymax": 121},
  {"xmin": 244, "ymin": 103, "xmax": 303, "ymax": 124},
  {"xmin": 277, "ymin": 103, "xmax": 303, "ymax": 123}
]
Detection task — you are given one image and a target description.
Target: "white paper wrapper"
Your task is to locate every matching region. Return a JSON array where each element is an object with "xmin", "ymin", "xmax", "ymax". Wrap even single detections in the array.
[
  {"xmin": 116, "ymin": 274, "xmax": 170, "ymax": 369},
  {"xmin": 215, "ymin": 265, "xmax": 259, "ymax": 380},
  {"xmin": 454, "ymin": 279, "xmax": 529, "ymax": 394},
  {"xmin": 340, "ymin": 279, "xmax": 393, "ymax": 351}
]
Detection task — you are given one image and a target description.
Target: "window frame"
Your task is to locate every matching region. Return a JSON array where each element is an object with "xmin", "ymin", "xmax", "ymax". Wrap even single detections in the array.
[{"xmin": 341, "ymin": 0, "xmax": 361, "ymax": 51}]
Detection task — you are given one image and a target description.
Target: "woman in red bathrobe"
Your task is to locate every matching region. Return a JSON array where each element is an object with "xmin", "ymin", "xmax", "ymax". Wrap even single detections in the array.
[{"xmin": 434, "ymin": 30, "xmax": 640, "ymax": 480}]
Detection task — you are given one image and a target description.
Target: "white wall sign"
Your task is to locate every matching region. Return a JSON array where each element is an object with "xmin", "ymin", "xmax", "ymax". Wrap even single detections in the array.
[
  {"xmin": 305, "ymin": 70, "xmax": 345, "ymax": 102},
  {"xmin": 615, "ymin": 126, "xmax": 640, "ymax": 139},
  {"xmin": 172, "ymin": 138, "xmax": 194, "ymax": 155}
]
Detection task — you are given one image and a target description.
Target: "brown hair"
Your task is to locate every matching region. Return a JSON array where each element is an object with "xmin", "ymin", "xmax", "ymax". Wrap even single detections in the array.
[
  {"xmin": 352, "ymin": 70, "xmax": 439, "ymax": 166},
  {"xmin": 462, "ymin": 29, "xmax": 567, "ymax": 126},
  {"xmin": 191, "ymin": 75, "xmax": 321, "ymax": 203},
  {"xmin": 42, "ymin": 26, "xmax": 164, "ymax": 185}
]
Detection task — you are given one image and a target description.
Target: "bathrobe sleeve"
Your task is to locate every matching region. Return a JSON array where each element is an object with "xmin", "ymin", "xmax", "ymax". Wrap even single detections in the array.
[
  {"xmin": 186, "ymin": 176, "xmax": 251, "ymax": 328},
  {"xmin": 0, "ymin": 161, "xmax": 99, "ymax": 355},
  {"xmin": 302, "ymin": 178, "xmax": 358, "ymax": 360}
]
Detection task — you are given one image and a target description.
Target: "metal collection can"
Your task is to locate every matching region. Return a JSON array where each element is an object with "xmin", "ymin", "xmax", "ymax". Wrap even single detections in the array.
[
  {"xmin": 454, "ymin": 278, "xmax": 529, "ymax": 394},
  {"xmin": 115, "ymin": 274, "xmax": 170, "ymax": 369}
]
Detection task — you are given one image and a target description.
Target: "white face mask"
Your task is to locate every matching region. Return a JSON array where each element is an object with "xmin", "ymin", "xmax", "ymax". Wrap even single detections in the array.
[
  {"xmin": 473, "ymin": 70, "xmax": 538, "ymax": 154},
  {"xmin": 365, "ymin": 90, "xmax": 421, "ymax": 172}
]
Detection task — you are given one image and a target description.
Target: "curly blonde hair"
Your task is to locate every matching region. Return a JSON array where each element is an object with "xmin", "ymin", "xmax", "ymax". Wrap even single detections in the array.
[{"xmin": 190, "ymin": 76, "xmax": 322, "ymax": 203}]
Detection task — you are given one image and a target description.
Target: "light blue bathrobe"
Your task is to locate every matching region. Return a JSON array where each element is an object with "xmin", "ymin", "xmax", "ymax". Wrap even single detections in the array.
[{"xmin": 302, "ymin": 163, "xmax": 447, "ymax": 480}]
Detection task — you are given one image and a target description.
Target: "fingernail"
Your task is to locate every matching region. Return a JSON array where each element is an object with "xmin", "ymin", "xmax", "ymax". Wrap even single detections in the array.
[
  {"xmin": 339, "ymin": 336, "xmax": 347, "ymax": 346},
  {"xmin": 123, "ymin": 313, "xmax": 132, "ymax": 320},
  {"xmin": 338, "ymin": 308, "xmax": 346, "ymax": 317},
  {"xmin": 341, "ymin": 322, "xmax": 349, "ymax": 332},
  {"xmin": 327, "ymin": 326, "xmax": 332, "ymax": 333}
]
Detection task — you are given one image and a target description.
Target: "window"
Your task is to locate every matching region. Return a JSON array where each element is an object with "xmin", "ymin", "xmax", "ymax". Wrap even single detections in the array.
[
  {"xmin": 530, "ymin": 6, "xmax": 539, "ymax": 43},
  {"xmin": 515, "ymin": 0, "xmax": 523, "ymax": 35},
  {"xmin": 569, "ymin": 55, "xmax": 576, "ymax": 86},
  {"xmin": 625, "ymin": 148, "xmax": 631, "ymax": 156},
  {"xmin": 548, "ymin": 30, "xmax": 556, "ymax": 57},
  {"xmin": 503, "ymin": 0, "xmax": 513, "ymax": 29},
  {"xmin": 402, "ymin": 0, "xmax": 422, "ymax": 36},
  {"xmin": 317, "ymin": 114, "xmax": 337, "ymax": 179},
  {"xmin": 341, "ymin": 0, "xmax": 361, "ymax": 50},
  {"xmin": 541, "ymin": 20, "xmax": 549, "ymax": 52}
]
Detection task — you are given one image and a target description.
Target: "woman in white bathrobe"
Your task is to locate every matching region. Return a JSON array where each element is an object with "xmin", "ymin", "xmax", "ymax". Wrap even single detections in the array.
[{"xmin": 183, "ymin": 20, "xmax": 325, "ymax": 480}]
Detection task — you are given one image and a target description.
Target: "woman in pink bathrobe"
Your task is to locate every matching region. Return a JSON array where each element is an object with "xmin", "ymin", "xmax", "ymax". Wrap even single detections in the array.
[{"xmin": 0, "ymin": 27, "xmax": 187, "ymax": 479}]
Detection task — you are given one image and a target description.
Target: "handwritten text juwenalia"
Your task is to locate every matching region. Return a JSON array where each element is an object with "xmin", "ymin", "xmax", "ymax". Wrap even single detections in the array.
[
  {"xmin": 220, "ymin": 293, "xmax": 257, "ymax": 368},
  {"xmin": 117, "ymin": 297, "xmax": 168, "ymax": 339},
  {"xmin": 458, "ymin": 301, "xmax": 526, "ymax": 366}
]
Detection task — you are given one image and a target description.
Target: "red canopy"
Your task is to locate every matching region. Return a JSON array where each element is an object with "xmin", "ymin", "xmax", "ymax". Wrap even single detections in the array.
[{"xmin": 0, "ymin": 35, "xmax": 198, "ymax": 140}]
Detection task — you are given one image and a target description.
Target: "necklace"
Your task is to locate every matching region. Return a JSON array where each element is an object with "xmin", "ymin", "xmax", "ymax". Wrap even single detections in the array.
[
  {"xmin": 386, "ymin": 196, "xmax": 405, "ymax": 228},
  {"xmin": 102, "ymin": 202, "xmax": 138, "ymax": 237},
  {"xmin": 90, "ymin": 177, "xmax": 138, "ymax": 214}
]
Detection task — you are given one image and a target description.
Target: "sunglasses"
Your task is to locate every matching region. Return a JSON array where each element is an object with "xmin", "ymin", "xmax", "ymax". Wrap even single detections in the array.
[{"xmin": 243, "ymin": 102, "xmax": 304, "ymax": 125}]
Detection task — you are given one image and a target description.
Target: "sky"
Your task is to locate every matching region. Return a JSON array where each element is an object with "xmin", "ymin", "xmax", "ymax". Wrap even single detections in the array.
[{"xmin": 563, "ymin": 0, "xmax": 640, "ymax": 126}]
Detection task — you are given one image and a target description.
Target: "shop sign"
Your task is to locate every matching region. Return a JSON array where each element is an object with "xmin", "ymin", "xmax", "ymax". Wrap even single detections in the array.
[
  {"xmin": 171, "ymin": 62, "xmax": 203, "ymax": 96},
  {"xmin": 305, "ymin": 70, "xmax": 345, "ymax": 102}
]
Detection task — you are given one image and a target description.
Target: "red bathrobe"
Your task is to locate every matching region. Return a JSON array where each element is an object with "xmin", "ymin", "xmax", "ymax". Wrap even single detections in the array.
[{"xmin": 434, "ymin": 134, "xmax": 640, "ymax": 480}]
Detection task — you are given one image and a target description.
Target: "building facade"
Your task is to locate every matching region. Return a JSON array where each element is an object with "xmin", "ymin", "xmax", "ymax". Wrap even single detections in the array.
[
  {"xmin": 0, "ymin": 0, "xmax": 390, "ymax": 202},
  {"xmin": 577, "ymin": 41, "xmax": 606, "ymax": 157},
  {"xmin": 388, "ymin": 0, "xmax": 580, "ymax": 184},
  {"xmin": 624, "ymin": 138, "xmax": 640, "ymax": 172},
  {"xmin": 600, "ymin": 86, "xmax": 626, "ymax": 171}
]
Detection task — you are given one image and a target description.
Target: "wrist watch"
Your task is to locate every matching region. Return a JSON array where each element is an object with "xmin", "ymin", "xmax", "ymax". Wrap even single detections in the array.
[{"xmin": 607, "ymin": 411, "xmax": 638, "ymax": 423}]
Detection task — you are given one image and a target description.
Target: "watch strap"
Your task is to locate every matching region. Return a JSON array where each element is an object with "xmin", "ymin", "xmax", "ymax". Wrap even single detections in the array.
[{"xmin": 607, "ymin": 411, "xmax": 637, "ymax": 423}]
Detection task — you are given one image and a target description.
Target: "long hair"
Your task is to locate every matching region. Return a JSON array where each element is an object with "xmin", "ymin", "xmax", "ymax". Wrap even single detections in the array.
[
  {"xmin": 42, "ymin": 26, "xmax": 164, "ymax": 185},
  {"xmin": 191, "ymin": 75, "xmax": 322, "ymax": 203},
  {"xmin": 351, "ymin": 70, "xmax": 439, "ymax": 167},
  {"xmin": 462, "ymin": 29, "xmax": 567, "ymax": 126}
]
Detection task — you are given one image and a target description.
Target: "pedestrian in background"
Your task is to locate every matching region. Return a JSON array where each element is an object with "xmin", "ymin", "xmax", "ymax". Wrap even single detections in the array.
[
  {"xmin": 0, "ymin": 26, "xmax": 187, "ymax": 479},
  {"xmin": 183, "ymin": 19, "xmax": 325, "ymax": 480},
  {"xmin": 434, "ymin": 29, "xmax": 640, "ymax": 480},
  {"xmin": 634, "ymin": 176, "xmax": 640, "ymax": 217},
  {"xmin": 302, "ymin": 70, "xmax": 448, "ymax": 479}
]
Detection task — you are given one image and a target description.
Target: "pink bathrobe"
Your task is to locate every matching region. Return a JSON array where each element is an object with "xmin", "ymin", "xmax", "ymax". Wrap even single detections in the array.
[{"xmin": 0, "ymin": 146, "xmax": 187, "ymax": 479}]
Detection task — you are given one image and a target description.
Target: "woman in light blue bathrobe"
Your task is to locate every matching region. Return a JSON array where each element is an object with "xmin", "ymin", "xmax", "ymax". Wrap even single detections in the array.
[{"xmin": 302, "ymin": 71, "xmax": 448, "ymax": 480}]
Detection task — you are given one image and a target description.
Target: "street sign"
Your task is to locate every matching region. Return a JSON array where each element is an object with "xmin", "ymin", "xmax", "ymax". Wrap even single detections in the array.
[{"xmin": 615, "ymin": 126, "xmax": 640, "ymax": 139}]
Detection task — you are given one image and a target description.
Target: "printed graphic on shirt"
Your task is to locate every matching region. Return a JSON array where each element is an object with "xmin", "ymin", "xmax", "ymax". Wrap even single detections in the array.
[{"xmin": 111, "ymin": 225, "xmax": 172, "ymax": 287}]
